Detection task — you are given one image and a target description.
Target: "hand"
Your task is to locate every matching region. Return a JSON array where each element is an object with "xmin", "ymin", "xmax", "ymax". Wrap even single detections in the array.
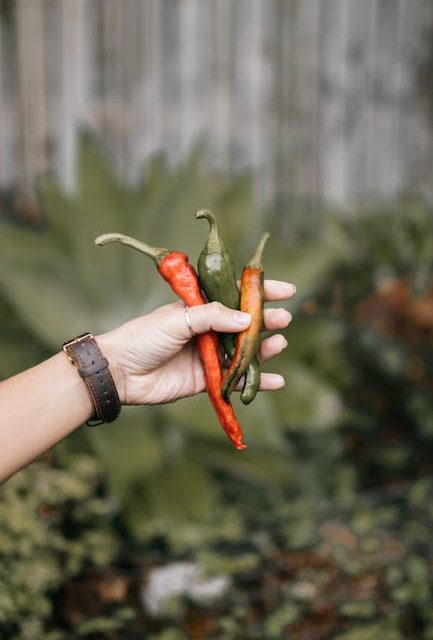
[{"xmin": 98, "ymin": 280, "xmax": 296, "ymax": 405}]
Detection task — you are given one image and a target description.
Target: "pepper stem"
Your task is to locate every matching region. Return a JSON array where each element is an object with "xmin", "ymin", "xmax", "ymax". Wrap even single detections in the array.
[
  {"xmin": 95, "ymin": 233, "xmax": 170, "ymax": 268},
  {"xmin": 247, "ymin": 231, "xmax": 270, "ymax": 269},
  {"xmin": 195, "ymin": 209, "xmax": 225, "ymax": 254}
]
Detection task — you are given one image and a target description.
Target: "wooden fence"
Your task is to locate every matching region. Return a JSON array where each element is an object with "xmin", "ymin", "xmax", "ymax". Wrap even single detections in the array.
[{"xmin": 1, "ymin": 0, "xmax": 433, "ymax": 211}]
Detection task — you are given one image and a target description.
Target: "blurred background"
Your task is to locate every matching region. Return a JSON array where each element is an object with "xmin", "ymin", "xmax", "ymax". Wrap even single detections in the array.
[{"xmin": 2, "ymin": 1, "xmax": 433, "ymax": 639}]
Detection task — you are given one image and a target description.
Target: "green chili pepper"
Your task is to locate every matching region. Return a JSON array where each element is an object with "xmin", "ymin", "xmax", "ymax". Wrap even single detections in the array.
[
  {"xmin": 221, "ymin": 231, "xmax": 269, "ymax": 401},
  {"xmin": 196, "ymin": 209, "xmax": 261, "ymax": 405}
]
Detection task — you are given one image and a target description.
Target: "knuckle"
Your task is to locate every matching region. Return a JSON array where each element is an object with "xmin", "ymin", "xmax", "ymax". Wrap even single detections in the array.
[{"xmin": 210, "ymin": 301, "xmax": 224, "ymax": 314}]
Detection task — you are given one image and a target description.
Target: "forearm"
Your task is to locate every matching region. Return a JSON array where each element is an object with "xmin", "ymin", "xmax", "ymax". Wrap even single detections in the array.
[
  {"xmin": 0, "ymin": 351, "xmax": 94, "ymax": 482},
  {"xmin": 0, "ymin": 286, "xmax": 294, "ymax": 482}
]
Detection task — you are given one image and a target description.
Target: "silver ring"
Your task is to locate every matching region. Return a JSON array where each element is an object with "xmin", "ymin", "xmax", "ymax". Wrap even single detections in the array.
[{"xmin": 184, "ymin": 305, "xmax": 196, "ymax": 336}]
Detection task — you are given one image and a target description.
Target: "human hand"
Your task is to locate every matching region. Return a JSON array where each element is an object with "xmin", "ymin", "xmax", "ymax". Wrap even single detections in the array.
[{"xmin": 97, "ymin": 280, "xmax": 296, "ymax": 405}]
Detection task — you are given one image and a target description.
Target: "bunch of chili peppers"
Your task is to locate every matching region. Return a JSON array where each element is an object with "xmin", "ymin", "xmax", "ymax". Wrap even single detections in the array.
[{"xmin": 95, "ymin": 210, "xmax": 269, "ymax": 450}]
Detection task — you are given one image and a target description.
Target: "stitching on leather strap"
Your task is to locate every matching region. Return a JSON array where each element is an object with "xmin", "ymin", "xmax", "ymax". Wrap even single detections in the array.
[{"xmin": 63, "ymin": 334, "xmax": 121, "ymax": 426}]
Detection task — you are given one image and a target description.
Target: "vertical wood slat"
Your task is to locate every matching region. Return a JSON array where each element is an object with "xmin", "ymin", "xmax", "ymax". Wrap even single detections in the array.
[
  {"xmin": 293, "ymin": 0, "xmax": 321, "ymax": 205},
  {"xmin": 366, "ymin": 0, "xmax": 400, "ymax": 196},
  {"xmin": 390, "ymin": 0, "xmax": 407, "ymax": 194},
  {"xmin": 272, "ymin": 0, "xmax": 296, "ymax": 207},
  {"xmin": 256, "ymin": 0, "xmax": 280, "ymax": 204},
  {"xmin": 393, "ymin": 0, "xmax": 410, "ymax": 194},
  {"xmin": 159, "ymin": 0, "xmax": 182, "ymax": 162},
  {"xmin": 121, "ymin": 0, "xmax": 143, "ymax": 183},
  {"xmin": 15, "ymin": 0, "xmax": 48, "ymax": 194},
  {"xmin": 56, "ymin": 0, "xmax": 89, "ymax": 192},
  {"xmin": 404, "ymin": 0, "xmax": 433, "ymax": 198},
  {"xmin": 232, "ymin": 0, "xmax": 266, "ymax": 170},
  {"xmin": 211, "ymin": 0, "xmax": 235, "ymax": 171},
  {"xmin": 99, "ymin": 0, "xmax": 126, "ymax": 175},
  {"xmin": 0, "ymin": 7, "xmax": 20, "ymax": 191},
  {"xmin": 319, "ymin": 0, "xmax": 351, "ymax": 205},
  {"xmin": 130, "ymin": 0, "xmax": 163, "ymax": 170},
  {"xmin": 178, "ymin": 0, "xmax": 201, "ymax": 156},
  {"xmin": 365, "ymin": 0, "xmax": 379, "ymax": 198},
  {"xmin": 0, "ymin": 10, "xmax": 8, "ymax": 188},
  {"xmin": 343, "ymin": 0, "xmax": 372, "ymax": 203}
]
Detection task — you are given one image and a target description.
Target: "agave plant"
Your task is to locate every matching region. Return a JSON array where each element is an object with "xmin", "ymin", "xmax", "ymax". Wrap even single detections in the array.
[{"xmin": 0, "ymin": 131, "xmax": 345, "ymax": 543}]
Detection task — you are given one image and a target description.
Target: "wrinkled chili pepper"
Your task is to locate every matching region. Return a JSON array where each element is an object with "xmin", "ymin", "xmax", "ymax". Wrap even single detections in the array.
[
  {"xmin": 195, "ymin": 209, "xmax": 260, "ymax": 405},
  {"xmin": 95, "ymin": 232, "xmax": 247, "ymax": 450},
  {"xmin": 221, "ymin": 231, "xmax": 270, "ymax": 401}
]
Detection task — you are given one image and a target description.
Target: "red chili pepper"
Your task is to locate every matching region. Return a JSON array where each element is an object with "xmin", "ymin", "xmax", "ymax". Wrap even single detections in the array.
[{"xmin": 95, "ymin": 233, "xmax": 247, "ymax": 450}]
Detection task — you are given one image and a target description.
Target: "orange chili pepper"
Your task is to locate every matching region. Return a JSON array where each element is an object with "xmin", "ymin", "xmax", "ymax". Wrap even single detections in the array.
[
  {"xmin": 95, "ymin": 233, "xmax": 247, "ymax": 450},
  {"xmin": 221, "ymin": 232, "xmax": 270, "ymax": 400}
]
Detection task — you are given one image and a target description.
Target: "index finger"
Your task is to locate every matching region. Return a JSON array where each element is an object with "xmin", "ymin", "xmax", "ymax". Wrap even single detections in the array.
[{"xmin": 263, "ymin": 280, "xmax": 296, "ymax": 301}]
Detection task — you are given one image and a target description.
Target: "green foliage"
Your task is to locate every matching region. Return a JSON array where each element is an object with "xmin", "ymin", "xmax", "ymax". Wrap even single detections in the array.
[
  {"xmin": 0, "ymin": 456, "xmax": 120, "ymax": 640},
  {"xmin": 75, "ymin": 608, "xmax": 136, "ymax": 637},
  {"xmin": 326, "ymin": 196, "xmax": 433, "ymax": 302},
  {"xmin": 0, "ymin": 131, "xmax": 344, "ymax": 546},
  {"xmin": 4, "ymin": 132, "xmax": 433, "ymax": 636},
  {"xmin": 128, "ymin": 470, "xmax": 433, "ymax": 638},
  {"xmin": 0, "ymin": 295, "xmax": 46, "ymax": 377}
]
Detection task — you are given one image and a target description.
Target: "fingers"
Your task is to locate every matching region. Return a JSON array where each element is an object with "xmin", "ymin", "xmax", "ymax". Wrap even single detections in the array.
[
  {"xmin": 234, "ymin": 370, "xmax": 286, "ymax": 392},
  {"xmin": 264, "ymin": 280, "xmax": 296, "ymax": 301},
  {"xmin": 161, "ymin": 293, "xmax": 293, "ymax": 345},
  {"xmin": 185, "ymin": 301, "xmax": 251, "ymax": 336},
  {"xmin": 181, "ymin": 300, "xmax": 292, "ymax": 338},
  {"xmin": 259, "ymin": 372, "xmax": 286, "ymax": 390},
  {"xmin": 237, "ymin": 279, "xmax": 296, "ymax": 300},
  {"xmin": 257, "ymin": 333, "xmax": 287, "ymax": 363},
  {"xmin": 172, "ymin": 302, "xmax": 292, "ymax": 342},
  {"xmin": 263, "ymin": 307, "xmax": 292, "ymax": 331},
  {"xmin": 264, "ymin": 280, "xmax": 296, "ymax": 300},
  {"xmin": 231, "ymin": 334, "xmax": 287, "ymax": 390}
]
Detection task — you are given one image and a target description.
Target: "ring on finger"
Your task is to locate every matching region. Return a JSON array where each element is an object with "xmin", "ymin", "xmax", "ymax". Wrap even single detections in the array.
[{"xmin": 184, "ymin": 305, "xmax": 197, "ymax": 337}]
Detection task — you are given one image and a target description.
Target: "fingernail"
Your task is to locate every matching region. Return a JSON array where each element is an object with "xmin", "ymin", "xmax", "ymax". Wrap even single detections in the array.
[
  {"xmin": 279, "ymin": 308, "xmax": 292, "ymax": 319},
  {"xmin": 234, "ymin": 311, "xmax": 251, "ymax": 326},
  {"xmin": 269, "ymin": 373, "xmax": 286, "ymax": 389},
  {"xmin": 282, "ymin": 337, "xmax": 288, "ymax": 349},
  {"xmin": 288, "ymin": 283, "xmax": 297, "ymax": 294}
]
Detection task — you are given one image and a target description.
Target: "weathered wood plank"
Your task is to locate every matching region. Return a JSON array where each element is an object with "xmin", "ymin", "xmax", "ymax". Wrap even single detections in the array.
[
  {"xmin": 130, "ymin": 0, "xmax": 164, "ymax": 168},
  {"xmin": 366, "ymin": 0, "xmax": 402, "ymax": 196},
  {"xmin": 55, "ymin": 0, "xmax": 89, "ymax": 191},
  {"xmin": 15, "ymin": 0, "xmax": 48, "ymax": 193},
  {"xmin": 403, "ymin": 0, "xmax": 433, "ymax": 198},
  {"xmin": 318, "ymin": 0, "xmax": 351, "ymax": 206},
  {"xmin": 0, "ymin": 7, "xmax": 9, "ymax": 188},
  {"xmin": 210, "ymin": 0, "xmax": 236, "ymax": 171},
  {"xmin": 292, "ymin": 0, "xmax": 321, "ymax": 205},
  {"xmin": 0, "ymin": 7, "xmax": 18, "ymax": 190}
]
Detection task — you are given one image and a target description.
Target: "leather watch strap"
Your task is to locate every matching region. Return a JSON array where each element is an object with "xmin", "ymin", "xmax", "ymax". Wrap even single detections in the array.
[{"xmin": 63, "ymin": 333, "xmax": 121, "ymax": 425}]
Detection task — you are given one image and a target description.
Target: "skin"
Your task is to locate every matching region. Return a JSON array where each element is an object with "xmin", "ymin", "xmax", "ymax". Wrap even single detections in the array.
[{"xmin": 0, "ymin": 279, "xmax": 295, "ymax": 482}]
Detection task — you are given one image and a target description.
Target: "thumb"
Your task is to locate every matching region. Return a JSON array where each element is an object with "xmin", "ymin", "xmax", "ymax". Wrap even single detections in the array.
[{"xmin": 185, "ymin": 301, "xmax": 251, "ymax": 336}]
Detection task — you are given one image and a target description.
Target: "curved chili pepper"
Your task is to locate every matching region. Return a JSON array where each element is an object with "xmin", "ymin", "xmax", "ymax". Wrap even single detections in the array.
[
  {"xmin": 195, "ymin": 210, "xmax": 260, "ymax": 405},
  {"xmin": 221, "ymin": 231, "xmax": 270, "ymax": 401},
  {"xmin": 95, "ymin": 232, "xmax": 247, "ymax": 450}
]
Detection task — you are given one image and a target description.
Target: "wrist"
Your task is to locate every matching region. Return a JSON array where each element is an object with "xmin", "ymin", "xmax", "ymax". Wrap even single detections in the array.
[
  {"xmin": 95, "ymin": 331, "xmax": 127, "ymax": 405},
  {"xmin": 63, "ymin": 333, "xmax": 122, "ymax": 424}
]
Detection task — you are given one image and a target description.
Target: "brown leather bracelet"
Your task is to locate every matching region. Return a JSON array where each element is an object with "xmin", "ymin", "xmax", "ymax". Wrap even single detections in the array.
[{"xmin": 63, "ymin": 333, "xmax": 121, "ymax": 426}]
